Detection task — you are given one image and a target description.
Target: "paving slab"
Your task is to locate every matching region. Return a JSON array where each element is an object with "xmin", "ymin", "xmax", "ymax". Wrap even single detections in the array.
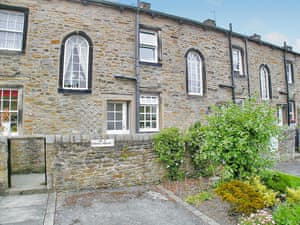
[
  {"xmin": 55, "ymin": 186, "xmax": 208, "ymax": 225},
  {"xmin": 0, "ymin": 194, "xmax": 48, "ymax": 225},
  {"xmin": 274, "ymin": 158, "xmax": 300, "ymax": 177}
]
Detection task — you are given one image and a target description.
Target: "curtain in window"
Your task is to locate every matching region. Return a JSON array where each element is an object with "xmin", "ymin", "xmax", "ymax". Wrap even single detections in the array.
[
  {"xmin": 0, "ymin": 10, "xmax": 24, "ymax": 50},
  {"xmin": 187, "ymin": 51, "xmax": 202, "ymax": 95},
  {"xmin": 63, "ymin": 35, "xmax": 89, "ymax": 89}
]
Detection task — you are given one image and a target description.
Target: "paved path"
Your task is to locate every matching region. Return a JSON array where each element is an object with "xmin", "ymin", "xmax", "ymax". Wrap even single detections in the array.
[
  {"xmin": 274, "ymin": 158, "xmax": 300, "ymax": 177},
  {"xmin": 0, "ymin": 194, "xmax": 47, "ymax": 225},
  {"xmin": 55, "ymin": 186, "xmax": 208, "ymax": 225}
]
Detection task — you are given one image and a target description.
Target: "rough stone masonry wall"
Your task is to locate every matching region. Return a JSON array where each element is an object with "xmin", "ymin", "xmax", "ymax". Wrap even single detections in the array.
[
  {"xmin": 278, "ymin": 128, "xmax": 296, "ymax": 161},
  {"xmin": 0, "ymin": 137, "xmax": 8, "ymax": 194},
  {"xmin": 46, "ymin": 135, "xmax": 166, "ymax": 191},
  {"xmin": 10, "ymin": 138, "xmax": 45, "ymax": 174}
]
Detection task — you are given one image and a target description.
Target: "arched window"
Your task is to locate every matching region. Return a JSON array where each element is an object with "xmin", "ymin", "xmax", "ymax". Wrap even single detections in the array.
[
  {"xmin": 59, "ymin": 32, "xmax": 93, "ymax": 92},
  {"xmin": 260, "ymin": 65, "xmax": 271, "ymax": 100},
  {"xmin": 186, "ymin": 50, "xmax": 204, "ymax": 96}
]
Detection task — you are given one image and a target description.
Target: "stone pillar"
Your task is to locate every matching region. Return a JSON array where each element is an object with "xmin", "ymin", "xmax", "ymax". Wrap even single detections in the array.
[
  {"xmin": 0, "ymin": 137, "xmax": 8, "ymax": 195},
  {"xmin": 279, "ymin": 128, "xmax": 296, "ymax": 161}
]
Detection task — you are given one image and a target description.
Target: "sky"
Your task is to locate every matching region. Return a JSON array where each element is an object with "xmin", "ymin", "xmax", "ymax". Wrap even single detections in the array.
[{"xmin": 115, "ymin": 0, "xmax": 300, "ymax": 52}]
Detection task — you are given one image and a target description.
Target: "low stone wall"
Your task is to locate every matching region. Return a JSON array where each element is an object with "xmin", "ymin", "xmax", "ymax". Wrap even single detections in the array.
[
  {"xmin": 46, "ymin": 135, "xmax": 166, "ymax": 191},
  {"xmin": 0, "ymin": 137, "xmax": 8, "ymax": 194},
  {"xmin": 278, "ymin": 128, "xmax": 296, "ymax": 161},
  {"xmin": 10, "ymin": 138, "xmax": 45, "ymax": 174}
]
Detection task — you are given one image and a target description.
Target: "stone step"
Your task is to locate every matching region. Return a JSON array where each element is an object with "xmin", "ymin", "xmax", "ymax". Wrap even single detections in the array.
[{"xmin": 8, "ymin": 186, "xmax": 48, "ymax": 196}]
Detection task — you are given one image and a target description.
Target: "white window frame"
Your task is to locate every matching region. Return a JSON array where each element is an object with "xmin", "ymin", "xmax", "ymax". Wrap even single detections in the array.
[
  {"xmin": 286, "ymin": 63, "xmax": 293, "ymax": 84},
  {"xmin": 289, "ymin": 101, "xmax": 296, "ymax": 125},
  {"xmin": 106, "ymin": 101, "xmax": 129, "ymax": 135},
  {"xmin": 0, "ymin": 88, "xmax": 20, "ymax": 136},
  {"xmin": 277, "ymin": 105, "xmax": 283, "ymax": 126},
  {"xmin": 63, "ymin": 35, "xmax": 89, "ymax": 90},
  {"xmin": 139, "ymin": 29, "xmax": 158, "ymax": 63},
  {"xmin": 187, "ymin": 51, "xmax": 203, "ymax": 96},
  {"xmin": 232, "ymin": 48, "xmax": 243, "ymax": 75},
  {"xmin": 139, "ymin": 95, "xmax": 159, "ymax": 132},
  {"xmin": 260, "ymin": 66, "xmax": 270, "ymax": 100},
  {"xmin": 0, "ymin": 9, "xmax": 25, "ymax": 51}
]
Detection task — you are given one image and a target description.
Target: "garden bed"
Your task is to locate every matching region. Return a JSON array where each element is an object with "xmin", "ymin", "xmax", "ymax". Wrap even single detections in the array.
[{"xmin": 162, "ymin": 178, "xmax": 238, "ymax": 225}]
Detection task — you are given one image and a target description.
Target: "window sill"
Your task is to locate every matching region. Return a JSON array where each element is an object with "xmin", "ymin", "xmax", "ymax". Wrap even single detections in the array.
[
  {"xmin": 140, "ymin": 61, "xmax": 162, "ymax": 67},
  {"xmin": 139, "ymin": 129, "xmax": 160, "ymax": 133},
  {"xmin": 106, "ymin": 130, "xmax": 130, "ymax": 135},
  {"xmin": 0, "ymin": 49, "xmax": 25, "ymax": 55},
  {"xmin": 57, "ymin": 88, "xmax": 92, "ymax": 94}
]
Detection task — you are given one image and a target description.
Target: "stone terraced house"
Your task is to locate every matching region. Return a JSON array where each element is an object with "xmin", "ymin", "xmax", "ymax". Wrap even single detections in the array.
[{"xmin": 0, "ymin": 0, "xmax": 299, "ymax": 193}]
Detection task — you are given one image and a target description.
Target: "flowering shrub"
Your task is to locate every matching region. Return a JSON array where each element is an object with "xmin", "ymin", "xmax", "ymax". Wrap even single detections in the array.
[
  {"xmin": 248, "ymin": 176, "xmax": 278, "ymax": 207},
  {"xmin": 238, "ymin": 210, "xmax": 275, "ymax": 225},
  {"xmin": 153, "ymin": 127, "xmax": 185, "ymax": 180},
  {"xmin": 215, "ymin": 180, "xmax": 264, "ymax": 215}
]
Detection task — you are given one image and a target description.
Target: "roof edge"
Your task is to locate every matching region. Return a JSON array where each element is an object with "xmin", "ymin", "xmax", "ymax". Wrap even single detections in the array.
[{"xmin": 74, "ymin": 0, "xmax": 300, "ymax": 56}]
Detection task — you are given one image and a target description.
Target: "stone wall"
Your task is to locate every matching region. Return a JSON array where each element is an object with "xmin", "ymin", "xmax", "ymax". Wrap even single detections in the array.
[
  {"xmin": 1, "ymin": 0, "xmax": 299, "ymax": 137},
  {"xmin": 0, "ymin": 137, "xmax": 8, "ymax": 194},
  {"xmin": 46, "ymin": 135, "xmax": 166, "ymax": 191},
  {"xmin": 10, "ymin": 138, "xmax": 45, "ymax": 174},
  {"xmin": 278, "ymin": 128, "xmax": 297, "ymax": 161}
]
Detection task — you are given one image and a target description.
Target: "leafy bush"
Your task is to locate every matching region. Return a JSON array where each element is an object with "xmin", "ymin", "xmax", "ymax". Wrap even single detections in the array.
[
  {"xmin": 215, "ymin": 180, "xmax": 265, "ymax": 215},
  {"xmin": 286, "ymin": 187, "xmax": 300, "ymax": 203},
  {"xmin": 193, "ymin": 98, "xmax": 279, "ymax": 179},
  {"xmin": 185, "ymin": 191, "xmax": 213, "ymax": 205},
  {"xmin": 186, "ymin": 121, "xmax": 219, "ymax": 176},
  {"xmin": 153, "ymin": 127, "xmax": 185, "ymax": 180},
  {"xmin": 238, "ymin": 210, "xmax": 275, "ymax": 225},
  {"xmin": 260, "ymin": 170, "xmax": 300, "ymax": 193},
  {"xmin": 273, "ymin": 202, "xmax": 300, "ymax": 225},
  {"xmin": 248, "ymin": 176, "xmax": 278, "ymax": 207}
]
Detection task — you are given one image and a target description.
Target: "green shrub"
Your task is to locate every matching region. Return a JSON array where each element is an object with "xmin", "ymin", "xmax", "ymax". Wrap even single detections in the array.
[
  {"xmin": 193, "ymin": 98, "xmax": 279, "ymax": 180},
  {"xmin": 186, "ymin": 121, "xmax": 219, "ymax": 176},
  {"xmin": 286, "ymin": 187, "xmax": 300, "ymax": 203},
  {"xmin": 238, "ymin": 210, "xmax": 275, "ymax": 225},
  {"xmin": 185, "ymin": 191, "xmax": 213, "ymax": 206},
  {"xmin": 215, "ymin": 180, "xmax": 265, "ymax": 215},
  {"xmin": 248, "ymin": 176, "xmax": 278, "ymax": 207},
  {"xmin": 273, "ymin": 202, "xmax": 300, "ymax": 225},
  {"xmin": 260, "ymin": 170, "xmax": 300, "ymax": 193},
  {"xmin": 153, "ymin": 127, "xmax": 185, "ymax": 180}
]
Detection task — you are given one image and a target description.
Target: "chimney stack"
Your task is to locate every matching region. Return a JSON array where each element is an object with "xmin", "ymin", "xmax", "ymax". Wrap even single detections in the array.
[
  {"xmin": 249, "ymin": 33, "xmax": 261, "ymax": 41},
  {"xmin": 139, "ymin": 2, "xmax": 151, "ymax": 10},
  {"xmin": 203, "ymin": 19, "xmax": 216, "ymax": 27}
]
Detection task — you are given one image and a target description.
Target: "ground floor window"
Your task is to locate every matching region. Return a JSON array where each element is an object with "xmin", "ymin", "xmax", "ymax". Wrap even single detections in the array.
[
  {"xmin": 277, "ymin": 105, "xmax": 287, "ymax": 126},
  {"xmin": 107, "ymin": 101, "xmax": 129, "ymax": 134},
  {"xmin": 289, "ymin": 100, "xmax": 296, "ymax": 125},
  {"xmin": 0, "ymin": 88, "xmax": 20, "ymax": 136},
  {"xmin": 139, "ymin": 95, "xmax": 159, "ymax": 132}
]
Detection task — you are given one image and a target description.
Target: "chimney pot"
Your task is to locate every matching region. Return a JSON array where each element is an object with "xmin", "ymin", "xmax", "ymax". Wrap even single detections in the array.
[{"xmin": 249, "ymin": 33, "xmax": 261, "ymax": 41}]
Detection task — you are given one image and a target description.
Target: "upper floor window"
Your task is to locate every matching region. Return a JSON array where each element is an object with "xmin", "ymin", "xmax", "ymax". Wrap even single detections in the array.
[
  {"xmin": 186, "ymin": 50, "xmax": 204, "ymax": 96},
  {"xmin": 59, "ymin": 32, "xmax": 93, "ymax": 92},
  {"xmin": 0, "ymin": 6, "xmax": 28, "ymax": 52},
  {"xmin": 260, "ymin": 65, "xmax": 271, "ymax": 100},
  {"xmin": 232, "ymin": 47, "xmax": 244, "ymax": 76},
  {"xmin": 139, "ymin": 95, "xmax": 159, "ymax": 132},
  {"xmin": 0, "ymin": 88, "xmax": 21, "ymax": 136},
  {"xmin": 139, "ymin": 29, "xmax": 158, "ymax": 63},
  {"xmin": 286, "ymin": 63, "xmax": 294, "ymax": 84}
]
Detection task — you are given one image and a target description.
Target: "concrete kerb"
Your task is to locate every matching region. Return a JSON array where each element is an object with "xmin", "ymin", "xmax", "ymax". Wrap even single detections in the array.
[
  {"xmin": 43, "ymin": 192, "xmax": 56, "ymax": 225},
  {"xmin": 157, "ymin": 185, "xmax": 220, "ymax": 225}
]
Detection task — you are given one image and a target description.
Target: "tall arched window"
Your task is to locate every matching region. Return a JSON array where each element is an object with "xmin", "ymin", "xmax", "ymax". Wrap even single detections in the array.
[
  {"xmin": 260, "ymin": 65, "xmax": 271, "ymax": 100},
  {"xmin": 186, "ymin": 50, "xmax": 204, "ymax": 96},
  {"xmin": 59, "ymin": 32, "xmax": 93, "ymax": 92}
]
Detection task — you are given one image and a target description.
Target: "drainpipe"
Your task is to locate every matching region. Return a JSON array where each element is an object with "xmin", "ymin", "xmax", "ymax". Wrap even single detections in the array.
[
  {"xmin": 135, "ymin": 0, "xmax": 141, "ymax": 133},
  {"xmin": 283, "ymin": 41, "xmax": 290, "ymax": 126},
  {"xmin": 244, "ymin": 38, "xmax": 251, "ymax": 98},
  {"xmin": 228, "ymin": 23, "xmax": 236, "ymax": 103}
]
